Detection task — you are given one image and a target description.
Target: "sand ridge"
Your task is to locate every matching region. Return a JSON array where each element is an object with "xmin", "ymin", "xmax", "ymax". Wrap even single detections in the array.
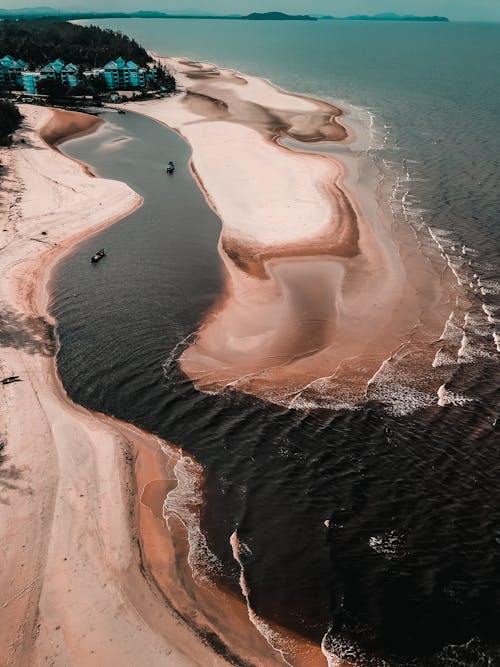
[
  {"xmin": 0, "ymin": 106, "xmax": 229, "ymax": 667},
  {"xmin": 125, "ymin": 57, "xmax": 457, "ymax": 413},
  {"xmin": 0, "ymin": 105, "xmax": 346, "ymax": 667}
]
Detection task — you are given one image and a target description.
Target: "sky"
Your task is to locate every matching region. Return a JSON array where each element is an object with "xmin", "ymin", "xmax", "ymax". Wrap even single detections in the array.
[{"xmin": 2, "ymin": 1, "xmax": 500, "ymax": 22}]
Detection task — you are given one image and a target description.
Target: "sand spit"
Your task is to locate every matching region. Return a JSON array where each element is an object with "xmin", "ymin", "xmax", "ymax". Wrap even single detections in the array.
[
  {"xmin": 0, "ymin": 106, "xmax": 236, "ymax": 667},
  {"xmin": 126, "ymin": 57, "xmax": 458, "ymax": 413},
  {"xmin": 0, "ymin": 104, "xmax": 339, "ymax": 667}
]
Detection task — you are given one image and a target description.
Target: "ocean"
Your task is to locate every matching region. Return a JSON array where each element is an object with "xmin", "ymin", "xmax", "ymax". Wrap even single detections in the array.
[{"xmin": 55, "ymin": 19, "xmax": 500, "ymax": 666}]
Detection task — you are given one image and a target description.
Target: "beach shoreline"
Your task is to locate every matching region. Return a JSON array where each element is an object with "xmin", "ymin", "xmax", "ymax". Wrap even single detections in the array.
[
  {"xmin": 125, "ymin": 57, "xmax": 457, "ymax": 415},
  {"xmin": 0, "ymin": 105, "xmax": 239, "ymax": 667},
  {"xmin": 0, "ymin": 101, "xmax": 344, "ymax": 666},
  {"xmin": 0, "ymin": 50, "xmax": 459, "ymax": 666}
]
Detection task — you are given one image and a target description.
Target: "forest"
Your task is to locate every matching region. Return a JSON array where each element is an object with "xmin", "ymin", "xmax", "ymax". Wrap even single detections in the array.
[
  {"xmin": 0, "ymin": 20, "xmax": 150, "ymax": 69},
  {"xmin": 0, "ymin": 99, "xmax": 22, "ymax": 145}
]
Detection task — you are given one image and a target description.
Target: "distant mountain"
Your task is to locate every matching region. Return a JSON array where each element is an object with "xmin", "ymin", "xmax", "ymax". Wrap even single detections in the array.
[
  {"xmin": 0, "ymin": 8, "xmax": 447, "ymax": 23},
  {"xmin": 0, "ymin": 6, "xmax": 63, "ymax": 15},
  {"xmin": 245, "ymin": 12, "xmax": 316, "ymax": 21},
  {"xmin": 335, "ymin": 13, "xmax": 449, "ymax": 22}
]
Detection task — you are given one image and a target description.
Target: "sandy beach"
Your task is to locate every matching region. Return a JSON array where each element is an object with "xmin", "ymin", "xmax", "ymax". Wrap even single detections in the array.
[
  {"xmin": 0, "ymin": 105, "xmax": 241, "ymax": 667},
  {"xmin": 0, "ymin": 102, "xmax": 352, "ymax": 666},
  {"xmin": 125, "ymin": 57, "xmax": 456, "ymax": 414},
  {"xmin": 0, "ymin": 53, "xmax": 458, "ymax": 666}
]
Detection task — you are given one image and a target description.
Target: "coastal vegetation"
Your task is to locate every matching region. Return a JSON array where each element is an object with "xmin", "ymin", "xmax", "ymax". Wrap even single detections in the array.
[
  {"xmin": 246, "ymin": 12, "xmax": 316, "ymax": 21},
  {"xmin": 0, "ymin": 20, "xmax": 176, "ymax": 99},
  {"xmin": 0, "ymin": 99, "xmax": 22, "ymax": 145},
  {"xmin": 0, "ymin": 20, "xmax": 149, "ymax": 69}
]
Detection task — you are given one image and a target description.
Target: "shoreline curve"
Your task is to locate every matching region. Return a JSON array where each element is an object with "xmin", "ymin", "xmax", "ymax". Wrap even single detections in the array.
[{"xmin": 125, "ymin": 56, "xmax": 458, "ymax": 416}]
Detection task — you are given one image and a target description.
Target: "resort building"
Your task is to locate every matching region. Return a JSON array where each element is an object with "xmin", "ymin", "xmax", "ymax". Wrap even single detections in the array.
[
  {"xmin": 21, "ymin": 71, "xmax": 40, "ymax": 95},
  {"xmin": 40, "ymin": 58, "xmax": 65, "ymax": 79},
  {"xmin": 61, "ymin": 63, "xmax": 79, "ymax": 87},
  {"xmin": 102, "ymin": 57, "xmax": 149, "ymax": 89},
  {"xmin": 0, "ymin": 55, "xmax": 28, "ymax": 89},
  {"xmin": 1, "ymin": 54, "xmax": 157, "ymax": 94}
]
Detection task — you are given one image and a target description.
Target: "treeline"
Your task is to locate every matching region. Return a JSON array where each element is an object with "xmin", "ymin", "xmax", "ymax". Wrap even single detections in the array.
[
  {"xmin": 0, "ymin": 19, "xmax": 150, "ymax": 68},
  {"xmin": 0, "ymin": 99, "xmax": 22, "ymax": 145}
]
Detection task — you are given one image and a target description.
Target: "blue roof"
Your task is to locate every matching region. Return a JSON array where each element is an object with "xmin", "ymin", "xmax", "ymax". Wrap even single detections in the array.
[{"xmin": 51, "ymin": 58, "xmax": 65, "ymax": 72}]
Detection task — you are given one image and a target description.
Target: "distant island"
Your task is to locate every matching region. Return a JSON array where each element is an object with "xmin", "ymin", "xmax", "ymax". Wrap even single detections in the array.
[
  {"xmin": 331, "ymin": 13, "xmax": 449, "ymax": 22},
  {"xmin": 245, "ymin": 12, "xmax": 317, "ymax": 21},
  {"xmin": 0, "ymin": 8, "xmax": 448, "ymax": 22}
]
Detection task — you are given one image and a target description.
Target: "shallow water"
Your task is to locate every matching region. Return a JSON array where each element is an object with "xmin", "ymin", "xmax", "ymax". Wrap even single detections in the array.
[{"xmin": 54, "ymin": 20, "xmax": 500, "ymax": 666}]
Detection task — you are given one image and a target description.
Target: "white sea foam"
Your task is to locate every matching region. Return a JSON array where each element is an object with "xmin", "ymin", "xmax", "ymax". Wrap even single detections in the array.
[
  {"xmin": 432, "ymin": 348, "xmax": 457, "ymax": 368},
  {"xmin": 163, "ymin": 454, "xmax": 222, "ymax": 584},
  {"xmin": 478, "ymin": 278, "xmax": 500, "ymax": 295},
  {"xmin": 457, "ymin": 314, "xmax": 498, "ymax": 363},
  {"xmin": 321, "ymin": 630, "xmax": 346, "ymax": 667},
  {"xmin": 482, "ymin": 303, "xmax": 499, "ymax": 324},
  {"xmin": 369, "ymin": 530, "xmax": 403, "ymax": 558},
  {"xmin": 287, "ymin": 375, "xmax": 363, "ymax": 412},
  {"xmin": 461, "ymin": 244, "xmax": 478, "ymax": 256},
  {"xmin": 366, "ymin": 356, "xmax": 392, "ymax": 387},
  {"xmin": 494, "ymin": 332, "xmax": 500, "ymax": 353},
  {"xmin": 321, "ymin": 627, "xmax": 389, "ymax": 667},
  {"xmin": 366, "ymin": 358, "xmax": 435, "ymax": 416},
  {"xmin": 229, "ymin": 530, "xmax": 293, "ymax": 666},
  {"xmin": 374, "ymin": 383, "xmax": 435, "ymax": 416},
  {"xmin": 427, "ymin": 226, "xmax": 469, "ymax": 286},
  {"xmin": 437, "ymin": 384, "xmax": 474, "ymax": 407},
  {"xmin": 287, "ymin": 393, "xmax": 358, "ymax": 412}
]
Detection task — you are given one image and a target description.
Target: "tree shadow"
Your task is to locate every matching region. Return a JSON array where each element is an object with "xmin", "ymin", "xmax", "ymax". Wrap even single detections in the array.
[
  {"xmin": 0, "ymin": 441, "xmax": 25, "ymax": 505},
  {"xmin": 0, "ymin": 306, "xmax": 56, "ymax": 356}
]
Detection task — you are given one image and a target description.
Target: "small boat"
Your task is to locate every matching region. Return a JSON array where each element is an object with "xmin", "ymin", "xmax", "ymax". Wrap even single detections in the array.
[
  {"xmin": 1, "ymin": 375, "xmax": 21, "ymax": 385},
  {"xmin": 91, "ymin": 249, "xmax": 106, "ymax": 263},
  {"xmin": 166, "ymin": 161, "xmax": 175, "ymax": 174},
  {"xmin": 117, "ymin": 109, "xmax": 126, "ymax": 115}
]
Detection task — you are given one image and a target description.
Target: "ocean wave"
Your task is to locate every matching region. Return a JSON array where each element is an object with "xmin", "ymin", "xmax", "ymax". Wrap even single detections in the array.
[
  {"xmin": 163, "ymin": 453, "xmax": 222, "ymax": 584},
  {"xmin": 230, "ymin": 529, "xmax": 294, "ymax": 666}
]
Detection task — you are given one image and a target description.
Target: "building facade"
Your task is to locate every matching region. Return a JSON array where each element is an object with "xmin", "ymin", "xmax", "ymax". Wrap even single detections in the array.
[
  {"xmin": 0, "ymin": 55, "xmax": 28, "ymax": 89},
  {"xmin": 1, "ymin": 54, "xmax": 156, "ymax": 94},
  {"xmin": 21, "ymin": 71, "xmax": 40, "ymax": 95},
  {"xmin": 102, "ymin": 57, "xmax": 149, "ymax": 89}
]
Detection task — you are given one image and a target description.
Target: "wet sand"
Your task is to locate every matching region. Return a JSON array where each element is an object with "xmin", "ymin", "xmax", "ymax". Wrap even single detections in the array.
[
  {"xmin": 0, "ymin": 105, "xmax": 351, "ymax": 666},
  {"xmin": 0, "ymin": 106, "xmax": 232, "ymax": 667},
  {"xmin": 126, "ymin": 57, "xmax": 457, "ymax": 414},
  {"xmin": 0, "ymin": 53, "xmax": 460, "ymax": 665}
]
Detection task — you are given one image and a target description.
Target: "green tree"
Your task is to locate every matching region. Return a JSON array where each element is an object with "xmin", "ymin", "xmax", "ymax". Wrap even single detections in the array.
[
  {"xmin": 67, "ymin": 83, "xmax": 92, "ymax": 97},
  {"xmin": 0, "ymin": 19, "xmax": 151, "ymax": 69},
  {"xmin": 155, "ymin": 64, "xmax": 176, "ymax": 93},
  {"xmin": 37, "ymin": 78, "xmax": 67, "ymax": 99},
  {"xmin": 88, "ymin": 74, "xmax": 108, "ymax": 94},
  {"xmin": 0, "ymin": 99, "xmax": 22, "ymax": 145}
]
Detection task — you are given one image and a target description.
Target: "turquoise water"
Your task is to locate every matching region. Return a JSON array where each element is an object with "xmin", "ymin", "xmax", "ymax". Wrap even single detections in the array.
[
  {"xmin": 80, "ymin": 18, "xmax": 500, "ymax": 274},
  {"xmin": 59, "ymin": 19, "xmax": 500, "ymax": 666}
]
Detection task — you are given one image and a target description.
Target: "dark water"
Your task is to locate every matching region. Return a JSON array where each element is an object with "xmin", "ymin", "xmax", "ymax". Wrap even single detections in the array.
[{"xmin": 55, "ymin": 20, "xmax": 500, "ymax": 666}]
